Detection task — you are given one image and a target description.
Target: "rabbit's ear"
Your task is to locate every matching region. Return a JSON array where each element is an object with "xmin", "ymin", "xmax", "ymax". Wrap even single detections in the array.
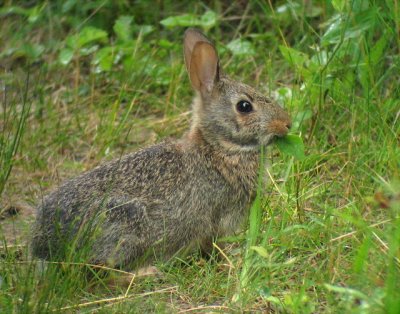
[
  {"xmin": 184, "ymin": 29, "xmax": 219, "ymax": 94},
  {"xmin": 184, "ymin": 28, "xmax": 212, "ymax": 72}
]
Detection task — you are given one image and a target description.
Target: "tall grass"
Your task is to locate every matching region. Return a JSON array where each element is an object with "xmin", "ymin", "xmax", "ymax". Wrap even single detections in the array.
[
  {"xmin": 0, "ymin": 73, "xmax": 31, "ymax": 197},
  {"xmin": 0, "ymin": 0, "xmax": 399, "ymax": 312}
]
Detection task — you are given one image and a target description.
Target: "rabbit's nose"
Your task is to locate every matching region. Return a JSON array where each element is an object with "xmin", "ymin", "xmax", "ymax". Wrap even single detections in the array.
[{"xmin": 269, "ymin": 119, "xmax": 291, "ymax": 137}]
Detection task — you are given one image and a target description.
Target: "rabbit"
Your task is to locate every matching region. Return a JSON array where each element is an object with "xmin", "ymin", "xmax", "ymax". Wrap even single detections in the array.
[{"xmin": 31, "ymin": 28, "xmax": 291, "ymax": 270}]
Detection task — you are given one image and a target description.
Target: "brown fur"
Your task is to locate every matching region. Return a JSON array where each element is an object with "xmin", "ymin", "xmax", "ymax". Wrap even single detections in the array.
[{"xmin": 31, "ymin": 29, "xmax": 291, "ymax": 269}]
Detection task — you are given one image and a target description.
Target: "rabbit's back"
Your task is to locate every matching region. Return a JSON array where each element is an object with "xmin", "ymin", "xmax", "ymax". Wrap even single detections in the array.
[{"xmin": 31, "ymin": 140, "xmax": 252, "ymax": 267}]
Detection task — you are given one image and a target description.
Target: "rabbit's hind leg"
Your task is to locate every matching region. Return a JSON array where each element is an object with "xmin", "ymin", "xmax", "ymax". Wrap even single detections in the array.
[{"xmin": 90, "ymin": 196, "xmax": 152, "ymax": 269}]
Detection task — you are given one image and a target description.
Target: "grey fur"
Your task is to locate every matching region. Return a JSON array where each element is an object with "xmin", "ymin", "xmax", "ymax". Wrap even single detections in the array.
[{"xmin": 31, "ymin": 29, "xmax": 291, "ymax": 269}]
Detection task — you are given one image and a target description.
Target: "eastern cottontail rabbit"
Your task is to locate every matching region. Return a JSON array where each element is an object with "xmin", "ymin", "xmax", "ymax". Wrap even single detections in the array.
[{"xmin": 31, "ymin": 28, "xmax": 291, "ymax": 269}]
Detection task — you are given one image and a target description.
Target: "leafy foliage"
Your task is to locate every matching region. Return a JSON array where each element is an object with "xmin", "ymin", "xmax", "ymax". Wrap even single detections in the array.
[
  {"xmin": 276, "ymin": 135, "xmax": 305, "ymax": 160},
  {"xmin": 0, "ymin": 0, "xmax": 399, "ymax": 313}
]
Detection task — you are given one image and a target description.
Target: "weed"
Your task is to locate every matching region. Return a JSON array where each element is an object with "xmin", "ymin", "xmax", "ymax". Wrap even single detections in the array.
[{"xmin": 0, "ymin": 0, "xmax": 398, "ymax": 312}]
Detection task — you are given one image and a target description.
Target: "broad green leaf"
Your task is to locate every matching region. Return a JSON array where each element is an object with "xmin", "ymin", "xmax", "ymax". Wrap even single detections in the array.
[
  {"xmin": 351, "ymin": 0, "xmax": 370, "ymax": 13},
  {"xmin": 275, "ymin": 87, "xmax": 293, "ymax": 107},
  {"xmin": 0, "ymin": 4, "xmax": 45, "ymax": 22},
  {"xmin": 78, "ymin": 26, "xmax": 108, "ymax": 47},
  {"xmin": 264, "ymin": 295, "xmax": 282, "ymax": 304},
  {"xmin": 65, "ymin": 34, "xmax": 79, "ymax": 50},
  {"xmin": 250, "ymin": 246, "xmax": 269, "ymax": 258},
  {"xmin": 320, "ymin": 14, "xmax": 343, "ymax": 45},
  {"xmin": 160, "ymin": 10, "xmax": 217, "ymax": 29},
  {"xmin": 200, "ymin": 10, "xmax": 217, "ymax": 30},
  {"xmin": 276, "ymin": 2, "xmax": 301, "ymax": 14},
  {"xmin": 9, "ymin": 43, "xmax": 44, "ymax": 60},
  {"xmin": 136, "ymin": 25, "xmax": 154, "ymax": 36},
  {"xmin": 292, "ymin": 110, "xmax": 313, "ymax": 131},
  {"xmin": 275, "ymin": 134, "xmax": 305, "ymax": 160},
  {"xmin": 158, "ymin": 39, "xmax": 174, "ymax": 48},
  {"xmin": 310, "ymin": 49, "xmax": 328, "ymax": 68},
  {"xmin": 66, "ymin": 26, "xmax": 108, "ymax": 50},
  {"xmin": 332, "ymin": 0, "xmax": 347, "ymax": 12},
  {"xmin": 114, "ymin": 16, "xmax": 133, "ymax": 42},
  {"xmin": 79, "ymin": 45, "xmax": 99, "ymax": 56},
  {"xmin": 0, "ymin": 6, "xmax": 29, "ymax": 16},
  {"xmin": 93, "ymin": 47, "xmax": 115, "ymax": 72},
  {"xmin": 278, "ymin": 1, "xmax": 322, "ymax": 18},
  {"xmin": 305, "ymin": 5, "xmax": 323, "ymax": 17},
  {"xmin": 324, "ymin": 284, "xmax": 368, "ymax": 299},
  {"xmin": 58, "ymin": 48, "xmax": 74, "ymax": 65},
  {"xmin": 279, "ymin": 45, "xmax": 308, "ymax": 68},
  {"xmin": 68, "ymin": 27, "xmax": 107, "ymax": 50},
  {"xmin": 160, "ymin": 13, "xmax": 198, "ymax": 28},
  {"xmin": 259, "ymin": 286, "xmax": 272, "ymax": 298},
  {"xmin": 62, "ymin": 0, "xmax": 77, "ymax": 13},
  {"xmin": 227, "ymin": 39, "xmax": 256, "ymax": 56},
  {"xmin": 27, "ymin": 4, "xmax": 45, "ymax": 23},
  {"xmin": 21, "ymin": 43, "xmax": 44, "ymax": 60},
  {"xmin": 321, "ymin": 9, "xmax": 375, "ymax": 45},
  {"xmin": 323, "ymin": 20, "xmax": 370, "ymax": 44}
]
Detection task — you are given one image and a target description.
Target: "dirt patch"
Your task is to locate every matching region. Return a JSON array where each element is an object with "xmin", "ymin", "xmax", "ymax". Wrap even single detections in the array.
[{"xmin": 0, "ymin": 201, "xmax": 36, "ymax": 246}]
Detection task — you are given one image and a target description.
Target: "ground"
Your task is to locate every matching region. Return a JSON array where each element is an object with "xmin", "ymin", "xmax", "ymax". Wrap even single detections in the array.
[{"xmin": 0, "ymin": 1, "xmax": 399, "ymax": 313}]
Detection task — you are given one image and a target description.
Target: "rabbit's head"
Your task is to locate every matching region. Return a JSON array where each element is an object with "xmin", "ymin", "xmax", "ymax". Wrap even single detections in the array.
[{"xmin": 184, "ymin": 28, "xmax": 291, "ymax": 152}]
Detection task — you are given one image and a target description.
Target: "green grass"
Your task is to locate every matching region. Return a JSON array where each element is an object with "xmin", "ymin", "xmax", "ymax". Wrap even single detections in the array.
[{"xmin": 1, "ymin": 0, "xmax": 399, "ymax": 312}]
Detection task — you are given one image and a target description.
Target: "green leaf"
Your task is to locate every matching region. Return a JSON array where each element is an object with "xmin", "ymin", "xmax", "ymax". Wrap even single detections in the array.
[
  {"xmin": 279, "ymin": 45, "xmax": 308, "ymax": 68},
  {"xmin": 136, "ymin": 25, "xmax": 154, "ymax": 36},
  {"xmin": 62, "ymin": 0, "xmax": 77, "ymax": 13},
  {"xmin": 259, "ymin": 286, "xmax": 272, "ymax": 298},
  {"xmin": 227, "ymin": 39, "xmax": 256, "ymax": 56},
  {"xmin": 158, "ymin": 39, "xmax": 174, "ymax": 48},
  {"xmin": 160, "ymin": 10, "xmax": 217, "ymax": 29},
  {"xmin": 351, "ymin": 0, "xmax": 370, "ymax": 13},
  {"xmin": 200, "ymin": 10, "xmax": 217, "ymax": 30},
  {"xmin": 250, "ymin": 246, "xmax": 269, "ymax": 258},
  {"xmin": 275, "ymin": 134, "xmax": 305, "ymax": 160},
  {"xmin": 321, "ymin": 9, "xmax": 376, "ymax": 45},
  {"xmin": 160, "ymin": 13, "xmax": 198, "ymax": 28},
  {"xmin": 264, "ymin": 295, "xmax": 282, "ymax": 305},
  {"xmin": 114, "ymin": 16, "xmax": 133, "ymax": 42},
  {"xmin": 0, "ymin": 6, "xmax": 29, "ymax": 17},
  {"xmin": 67, "ymin": 26, "xmax": 108, "ymax": 50},
  {"xmin": 292, "ymin": 110, "xmax": 313, "ymax": 131},
  {"xmin": 78, "ymin": 26, "xmax": 108, "ymax": 47},
  {"xmin": 79, "ymin": 45, "xmax": 99, "ymax": 56},
  {"xmin": 58, "ymin": 48, "xmax": 74, "ymax": 65},
  {"xmin": 0, "ymin": 4, "xmax": 45, "ymax": 23},
  {"xmin": 93, "ymin": 47, "xmax": 115, "ymax": 72},
  {"xmin": 332, "ymin": 0, "xmax": 347, "ymax": 12},
  {"xmin": 27, "ymin": 4, "xmax": 45, "ymax": 23},
  {"xmin": 305, "ymin": 4, "xmax": 323, "ymax": 17},
  {"xmin": 324, "ymin": 284, "xmax": 368, "ymax": 300},
  {"xmin": 310, "ymin": 49, "xmax": 328, "ymax": 68},
  {"xmin": 275, "ymin": 87, "xmax": 292, "ymax": 107},
  {"xmin": 18, "ymin": 43, "xmax": 45, "ymax": 60},
  {"xmin": 8, "ymin": 43, "xmax": 44, "ymax": 61},
  {"xmin": 276, "ymin": 2, "xmax": 301, "ymax": 14}
]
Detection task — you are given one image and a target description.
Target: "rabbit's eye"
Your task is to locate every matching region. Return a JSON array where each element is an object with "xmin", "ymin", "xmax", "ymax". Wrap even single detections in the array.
[{"xmin": 236, "ymin": 100, "xmax": 253, "ymax": 113}]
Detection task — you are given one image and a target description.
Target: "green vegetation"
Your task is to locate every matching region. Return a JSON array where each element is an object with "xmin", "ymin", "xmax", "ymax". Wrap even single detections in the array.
[{"xmin": 1, "ymin": 0, "xmax": 399, "ymax": 312}]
